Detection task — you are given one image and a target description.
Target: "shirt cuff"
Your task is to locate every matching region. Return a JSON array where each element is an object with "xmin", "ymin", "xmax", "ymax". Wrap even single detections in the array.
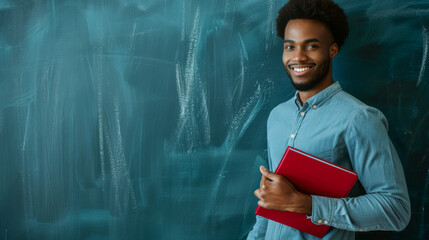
[{"xmin": 311, "ymin": 195, "xmax": 333, "ymax": 226}]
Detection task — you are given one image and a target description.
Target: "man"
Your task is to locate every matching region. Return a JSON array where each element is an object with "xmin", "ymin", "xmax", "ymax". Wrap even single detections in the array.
[{"xmin": 246, "ymin": 0, "xmax": 411, "ymax": 239}]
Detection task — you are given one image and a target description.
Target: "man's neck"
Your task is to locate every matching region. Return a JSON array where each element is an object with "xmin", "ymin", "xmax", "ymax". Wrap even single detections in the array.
[{"xmin": 297, "ymin": 78, "xmax": 334, "ymax": 105}]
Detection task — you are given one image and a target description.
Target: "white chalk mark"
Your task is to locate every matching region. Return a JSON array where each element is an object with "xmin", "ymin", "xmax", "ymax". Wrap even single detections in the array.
[
  {"xmin": 417, "ymin": 26, "xmax": 428, "ymax": 87},
  {"xmin": 180, "ymin": 0, "xmax": 186, "ymax": 42},
  {"xmin": 265, "ymin": 0, "xmax": 275, "ymax": 52},
  {"xmin": 97, "ymin": 61, "xmax": 105, "ymax": 192},
  {"xmin": 223, "ymin": 83, "xmax": 265, "ymax": 151},
  {"xmin": 223, "ymin": 0, "xmax": 232, "ymax": 19},
  {"xmin": 208, "ymin": 80, "xmax": 270, "ymax": 220},
  {"xmin": 21, "ymin": 105, "xmax": 31, "ymax": 153},
  {"xmin": 20, "ymin": 105, "xmax": 32, "ymax": 217},
  {"xmin": 91, "ymin": 0, "xmax": 106, "ymax": 193},
  {"xmin": 112, "ymin": 99, "xmax": 123, "ymax": 213},
  {"xmin": 175, "ymin": 6, "xmax": 211, "ymax": 151},
  {"xmin": 370, "ymin": 8, "xmax": 429, "ymax": 19},
  {"xmin": 106, "ymin": 99, "xmax": 137, "ymax": 215},
  {"xmin": 238, "ymin": 32, "xmax": 249, "ymax": 62},
  {"xmin": 184, "ymin": 7, "xmax": 200, "ymax": 96},
  {"xmin": 233, "ymin": 33, "xmax": 248, "ymax": 103}
]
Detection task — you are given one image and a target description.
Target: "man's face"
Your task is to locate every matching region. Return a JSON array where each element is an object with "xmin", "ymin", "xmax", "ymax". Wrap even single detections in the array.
[{"xmin": 282, "ymin": 19, "xmax": 338, "ymax": 91}]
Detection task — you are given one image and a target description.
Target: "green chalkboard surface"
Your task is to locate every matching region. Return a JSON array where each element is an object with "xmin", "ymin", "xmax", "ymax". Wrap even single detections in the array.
[{"xmin": 0, "ymin": 0, "xmax": 427, "ymax": 239}]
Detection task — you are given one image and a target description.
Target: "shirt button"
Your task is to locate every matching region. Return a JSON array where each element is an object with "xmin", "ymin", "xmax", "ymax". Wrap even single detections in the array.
[
  {"xmin": 290, "ymin": 134, "xmax": 296, "ymax": 139},
  {"xmin": 324, "ymin": 220, "xmax": 328, "ymax": 224},
  {"xmin": 300, "ymin": 112, "xmax": 305, "ymax": 116},
  {"xmin": 313, "ymin": 105, "xmax": 317, "ymax": 109},
  {"xmin": 317, "ymin": 219, "xmax": 323, "ymax": 224}
]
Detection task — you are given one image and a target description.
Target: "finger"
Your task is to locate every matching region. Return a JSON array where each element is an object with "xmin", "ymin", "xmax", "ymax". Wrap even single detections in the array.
[
  {"xmin": 258, "ymin": 200, "xmax": 269, "ymax": 209},
  {"xmin": 260, "ymin": 166, "xmax": 279, "ymax": 181},
  {"xmin": 260, "ymin": 175, "xmax": 271, "ymax": 189},
  {"xmin": 254, "ymin": 189, "xmax": 261, "ymax": 199},
  {"xmin": 259, "ymin": 174, "xmax": 265, "ymax": 189}
]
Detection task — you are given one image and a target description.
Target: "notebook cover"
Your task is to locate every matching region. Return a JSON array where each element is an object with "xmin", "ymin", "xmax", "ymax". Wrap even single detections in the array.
[{"xmin": 255, "ymin": 146, "xmax": 358, "ymax": 238}]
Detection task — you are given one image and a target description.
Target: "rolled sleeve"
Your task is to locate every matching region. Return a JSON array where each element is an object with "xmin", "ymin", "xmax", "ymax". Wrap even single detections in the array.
[
  {"xmin": 311, "ymin": 195, "xmax": 334, "ymax": 226},
  {"xmin": 310, "ymin": 107, "xmax": 411, "ymax": 232}
]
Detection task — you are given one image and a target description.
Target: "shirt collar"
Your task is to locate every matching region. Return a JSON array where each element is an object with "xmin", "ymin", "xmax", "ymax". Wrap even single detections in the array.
[{"xmin": 294, "ymin": 81, "xmax": 342, "ymax": 110}]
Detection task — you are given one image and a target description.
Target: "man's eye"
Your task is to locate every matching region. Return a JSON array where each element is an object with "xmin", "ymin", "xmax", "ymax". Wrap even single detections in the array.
[
  {"xmin": 285, "ymin": 45, "xmax": 294, "ymax": 50},
  {"xmin": 307, "ymin": 45, "xmax": 319, "ymax": 50}
]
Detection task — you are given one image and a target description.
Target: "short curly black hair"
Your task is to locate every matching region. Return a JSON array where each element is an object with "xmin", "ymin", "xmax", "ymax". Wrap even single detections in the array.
[{"xmin": 276, "ymin": 0, "xmax": 349, "ymax": 49}]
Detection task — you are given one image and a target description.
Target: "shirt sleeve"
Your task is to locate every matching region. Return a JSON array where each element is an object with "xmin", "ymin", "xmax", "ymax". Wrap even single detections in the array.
[
  {"xmin": 310, "ymin": 107, "xmax": 411, "ymax": 232},
  {"xmin": 246, "ymin": 215, "xmax": 268, "ymax": 240}
]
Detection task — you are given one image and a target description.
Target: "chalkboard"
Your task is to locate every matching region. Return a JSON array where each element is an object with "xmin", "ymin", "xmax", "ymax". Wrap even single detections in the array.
[{"xmin": 0, "ymin": 0, "xmax": 427, "ymax": 239}]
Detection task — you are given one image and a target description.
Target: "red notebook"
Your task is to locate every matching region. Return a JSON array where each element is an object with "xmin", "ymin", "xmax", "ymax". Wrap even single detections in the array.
[{"xmin": 255, "ymin": 146, "xmax": 358, "ymax": 238}]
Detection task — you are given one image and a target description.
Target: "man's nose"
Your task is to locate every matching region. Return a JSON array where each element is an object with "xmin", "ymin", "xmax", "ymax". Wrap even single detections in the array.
[{"xmin": 292, "ymin": 49, "xmax": 308, "ymax": 62}]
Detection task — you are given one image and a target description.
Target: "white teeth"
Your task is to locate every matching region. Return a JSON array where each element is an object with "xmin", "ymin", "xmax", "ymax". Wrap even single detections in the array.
[{"xmin": 292, "ymin": 67, "xmax": 311, "ymax": 72}]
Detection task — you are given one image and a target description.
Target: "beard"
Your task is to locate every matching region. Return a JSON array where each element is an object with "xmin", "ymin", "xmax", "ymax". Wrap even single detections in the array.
[{"xmin": 285, "ymin": 58, "xmax": 330, "ymax": 91}]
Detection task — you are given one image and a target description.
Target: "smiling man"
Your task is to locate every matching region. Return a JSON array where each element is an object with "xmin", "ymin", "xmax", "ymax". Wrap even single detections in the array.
[{"xmin": 246, "ymin": 0, "xmax": 411, "ymax": 239}]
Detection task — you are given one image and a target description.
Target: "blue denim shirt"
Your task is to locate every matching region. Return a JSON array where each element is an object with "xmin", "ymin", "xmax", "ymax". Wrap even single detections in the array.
[{"xmin": 247, "ymin": 82, "xmax": 411, "ymax": 240}]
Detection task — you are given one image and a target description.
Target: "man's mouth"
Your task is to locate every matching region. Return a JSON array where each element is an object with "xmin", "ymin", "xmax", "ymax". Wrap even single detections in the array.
[
  {"xmin": 291, "ymin": 66, "xmax": 313, "ymax": 72},
  {"xmin": 289, "ymin": 64, "xmax": 315, "ymax": 75}
]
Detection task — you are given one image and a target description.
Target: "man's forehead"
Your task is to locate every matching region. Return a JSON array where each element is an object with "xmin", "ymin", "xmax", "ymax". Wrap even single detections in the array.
[
  {"xmin": 285, "ymin": 19, "xmax": 329, "ymax": 29},
  {"xmin": 284, "ymin": 19, "xmax": 333, "ymax": 42}
]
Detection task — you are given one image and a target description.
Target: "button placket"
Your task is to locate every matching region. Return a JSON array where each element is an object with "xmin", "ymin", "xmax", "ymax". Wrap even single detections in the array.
[{"xmin": 289, "ymin": 107, "xmax": 308, "ymax": 146}]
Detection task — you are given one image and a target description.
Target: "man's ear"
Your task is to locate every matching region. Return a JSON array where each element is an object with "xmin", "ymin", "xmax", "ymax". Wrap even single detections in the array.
[{"xmin": 330, "ymin": 43, "xmax": 339, "ymax": 58}]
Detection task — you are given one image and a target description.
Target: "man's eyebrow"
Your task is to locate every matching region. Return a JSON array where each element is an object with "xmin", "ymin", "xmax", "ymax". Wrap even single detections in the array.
[
  {"xmin": 283, "ymin": 38, "xmax": 320, "ymax": 44},
  {"xmin": 303, "ymin": 38, "xmax": 320, "ymax": 44}
]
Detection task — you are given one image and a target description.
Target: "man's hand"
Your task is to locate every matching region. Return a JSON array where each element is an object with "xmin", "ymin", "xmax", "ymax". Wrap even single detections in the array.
[{"xmin": 254, "ymin": 166, "xmax": 312, "ymax": 215}]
